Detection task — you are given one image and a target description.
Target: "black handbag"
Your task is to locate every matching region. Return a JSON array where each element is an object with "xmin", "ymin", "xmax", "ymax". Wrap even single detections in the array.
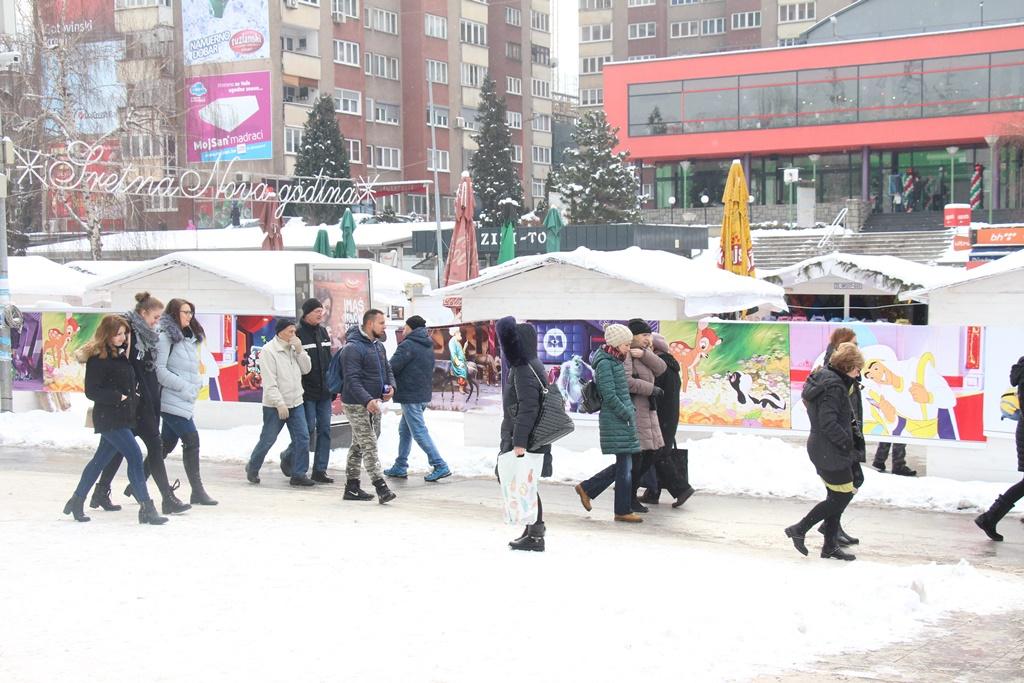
[{"xmin": 514, "ymin": 364, "xmax": 575, "ymax": 450}]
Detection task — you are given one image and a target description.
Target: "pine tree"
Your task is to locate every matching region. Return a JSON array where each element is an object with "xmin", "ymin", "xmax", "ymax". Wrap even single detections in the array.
[
  {"xmin": 550, "ymin": 110, "xmax": 642, "ymax": 224},
  {"xmin": 293, "ymin": 94, "xmax": 351, "ymax": 225},
  {"xmin": 468, "ymin": 75, "xmax": 524, "ymax": 229}
]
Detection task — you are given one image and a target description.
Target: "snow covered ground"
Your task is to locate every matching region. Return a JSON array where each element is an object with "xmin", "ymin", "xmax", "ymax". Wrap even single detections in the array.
[{"xmin": 0, "ymin": 397, "xmax": 1015, "ymax": 515}]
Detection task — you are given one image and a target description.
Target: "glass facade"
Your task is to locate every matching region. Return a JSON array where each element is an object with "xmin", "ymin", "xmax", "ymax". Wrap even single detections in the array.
[{"xmin": 628, "ymin": 50, "xmax": 1024, "ymax": 137}]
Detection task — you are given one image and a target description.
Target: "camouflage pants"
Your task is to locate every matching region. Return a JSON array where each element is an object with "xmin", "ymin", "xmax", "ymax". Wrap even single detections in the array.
[{"xmin": 344, "ymin": 403, "xmax": 383, "ymax": 482}]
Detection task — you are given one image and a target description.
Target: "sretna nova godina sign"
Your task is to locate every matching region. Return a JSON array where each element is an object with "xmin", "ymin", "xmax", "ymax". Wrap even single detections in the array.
[{"xmin": 14, "ymin": 140, "xmax": 381, "ymax": 219}]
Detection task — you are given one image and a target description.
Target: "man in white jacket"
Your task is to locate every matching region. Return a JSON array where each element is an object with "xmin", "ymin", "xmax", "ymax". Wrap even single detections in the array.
[{"xmin": 245, "ymin": 319, "xmax": 314, "ymax": 486}]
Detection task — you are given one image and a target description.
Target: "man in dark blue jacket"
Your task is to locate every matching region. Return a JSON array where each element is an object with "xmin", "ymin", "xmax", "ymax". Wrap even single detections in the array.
[
  {"xmin": 341, "ymin": 309, "xmax": 397, "ymax": 503},
  {"xmin": 384, "ymin": 316, "xmax": 451, "ymax": 482}
]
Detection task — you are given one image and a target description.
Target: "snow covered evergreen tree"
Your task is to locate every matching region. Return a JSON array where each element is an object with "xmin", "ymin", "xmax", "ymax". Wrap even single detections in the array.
[
  {"xmin": 550, "ymin": 109, "xmax": 642, "ymax": 224},
  {"xmin": 468, "ymin": 75, "xmax": 524, "ymax": 229},
  {"xmin": 293, "ymin": 94, "xmax": 351, "ymax": 225}
]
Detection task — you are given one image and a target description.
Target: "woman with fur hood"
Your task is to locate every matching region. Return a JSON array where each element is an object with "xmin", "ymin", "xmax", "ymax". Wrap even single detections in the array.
[
  {"xmin": 154, "ymin": 298, "xmax": 217, "ymax": 506},
  {"xmin": 497, "ymin": 316, "xmax": 551, "ymax": 552},
  {"xmin": 975, "ymin": 355, "xmax": 1024, "ymax": 541}
]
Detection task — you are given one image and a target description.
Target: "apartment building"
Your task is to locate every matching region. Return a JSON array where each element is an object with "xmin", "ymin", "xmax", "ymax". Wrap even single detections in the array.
[{"xmin": 577, "ymin": 0, "xmax": 854, "ymax": 110}]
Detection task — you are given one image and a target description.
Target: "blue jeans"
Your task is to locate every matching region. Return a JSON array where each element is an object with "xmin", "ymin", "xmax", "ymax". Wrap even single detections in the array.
[
  {"xmin": 394, "ymin": 403, "xmax": 446, "ymax": 470},
  {"xmin": 160, "ymin": 412, "xmax": 198, "ymax": 452},
  {"xmin": 247, "ymin": 406, "xmax": 310, "ymax": 476},
  {"xmin": 580, "ymin": 453, "xmax": 635, "ymax": 516},
  {"xmin": 283, "ymin": 398, "xmax": 332, "ymax": 473},
  {"xmin": 75, "ymin": 428, "xmax": 152, "ymax": 503}
]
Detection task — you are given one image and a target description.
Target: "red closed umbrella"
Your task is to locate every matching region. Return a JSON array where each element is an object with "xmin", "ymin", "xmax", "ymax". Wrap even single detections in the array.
[
  {"xmin": 443, "ymin": 172, "xmax": 479, "ymax": 286},
  {"xmin": 259, "ymin": 191, "xmax": 284, "ymax": 251}
]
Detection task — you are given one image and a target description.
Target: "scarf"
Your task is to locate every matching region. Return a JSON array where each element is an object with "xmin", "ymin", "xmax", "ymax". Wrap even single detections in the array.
[
  {"xmin": 602, "ymin": 344, "xmax": 626, "ymax": 361},
  {"xmin": 127, "ymin": 311, "xmax": 159, "ymax": 353}
]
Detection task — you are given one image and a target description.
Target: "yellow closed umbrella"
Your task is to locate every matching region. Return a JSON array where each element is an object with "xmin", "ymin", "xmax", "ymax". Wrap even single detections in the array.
[{"xmin": 718, "ymin": 159, "xmax": 755, "ymax": 279}]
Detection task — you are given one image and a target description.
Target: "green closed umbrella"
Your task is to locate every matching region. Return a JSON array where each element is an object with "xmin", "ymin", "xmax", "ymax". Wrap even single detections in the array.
[
  {"xmin": 543, "ymin": 207, "xmax": 564, "ymax": 253},
  {"xmin": 312, "ymin": 228, "xmax": 331, "ymax": 256},
  {"xmin": 336, "ymin": 208, "xmax": 357, "ymax": 258},
  {"xmin": 497, "ymin": 199, "xmax": 517, "ymax": 264}
]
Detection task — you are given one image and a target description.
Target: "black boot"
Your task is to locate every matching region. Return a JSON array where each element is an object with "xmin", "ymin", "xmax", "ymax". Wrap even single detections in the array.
[
  {"xmin": 672, "ymin": 486, "xmax": 696, "ymax": 509},
  {"xmin": 784, "ymin": 524, "xmax": 808, "ymax": 556},
  {"xmin": 631, "ymin": 499, "xmax": 649, "ymax": 514},
  {"xmin": 160, "ymin": 479, "xmax": 192, "ymax": 515},
  {"xmin": 509, "ymin": 522, "xmax": 546, "ymax": 552},
  {"xmin": 182, "ymin": 433, "xmax": 218, "ymax": 505},
  {"xmin": 63, "ymin": 494, "xmax": 91, "ymax": 522},
  {"xmin": 820, "ymin": 518, "xmax": 856, "ymax": 560},
  {"xmin": 311, "ymin": 471, "xmax": 334, "ymax": 484},
  {"xmin": 343, "ymin": 479, "xmax": 375, "ymax": 501},
  {"xmin": 821, "ymin": 545, "xmax": 857, "ymax": 561},
  {"xmin": 89, "ymin": 484, "xmax": 122, "ymax": 512},
  {"xmin": 638, "ymin": 489, "xmax": 661, "ymax": 505},
  {"xmin": 975, "ymin": 495, "xmax": 1014, "ymax": 542},
  {"xmin": 138, "ymin": 500, "xmax": 168, "ymax": 525},
  {"xmin": 511, "ymin": 525, "xmax": 530, "ymax": 544},
  {"xmin": 374, "ymin": 479, "xmax": 397, "ymax": 504},
  {"xmin": 818, "ymin": 523, "xmax": 859, "ymax": 546}
]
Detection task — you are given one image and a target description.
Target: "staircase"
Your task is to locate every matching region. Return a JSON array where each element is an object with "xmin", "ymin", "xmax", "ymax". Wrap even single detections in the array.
[
  {"xmin": 862, "ymin": 208, "xmax": 1024, "ymax": 232},
  {"xmin": 752, "ymin": 229, "xmax": 954, "ymax": 270}
]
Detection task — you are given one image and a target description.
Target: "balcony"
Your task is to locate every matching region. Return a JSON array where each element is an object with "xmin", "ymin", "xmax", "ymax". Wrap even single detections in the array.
[
  {"xmin": 282, "ymin": 50, "xmax": 322, "ymax": 81},
  {"xmin": 114, "ymin": 1, "xmax": 174, "ymax": 32},
  {"xmin": 281, "ymin": 0, "xmax": 321, "ymax": 30}
]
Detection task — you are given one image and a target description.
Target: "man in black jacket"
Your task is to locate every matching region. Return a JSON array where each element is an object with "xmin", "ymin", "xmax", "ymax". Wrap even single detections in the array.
[{"xmin": 281, "ymin": 298, "xmax": 336, "ymax": 483}]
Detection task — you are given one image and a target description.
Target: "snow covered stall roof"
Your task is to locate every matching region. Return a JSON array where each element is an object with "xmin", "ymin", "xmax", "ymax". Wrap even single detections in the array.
[
  {"xmin": 7, "ymin": 256, "xmax": 105, "ymax": 307},
  {"xmin": 761, "ymin": 252, "xmax": 962, "ymax": 297},
  {"xmin": 84, "ymin": 251, "xmax": 430, "ymax": 316},
  {"xmin": 904, "ymin": 248, "xmax": 1024, "ymax": 301},
  {"xmin": 429, "ymin": 247, "xmax": 787, "ymax": 321}
]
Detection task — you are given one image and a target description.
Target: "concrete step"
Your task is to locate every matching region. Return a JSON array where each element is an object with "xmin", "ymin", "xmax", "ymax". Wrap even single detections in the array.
[{"xmin": 750, "ymin": 229, "xmax": 953, "ymax": 268}]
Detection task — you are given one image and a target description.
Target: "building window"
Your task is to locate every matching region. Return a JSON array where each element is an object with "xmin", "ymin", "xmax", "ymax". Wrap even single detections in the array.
[
  {"xmin": 778, "ymin": 37, "xmax": 799, "ymax": 46},
  {"xmin": 377, "ymin": 194, "xmax": 400, "ymax": 213},
  {"xmin": 531, "ymin": 44, "xmax": 551, "ymax": 66},
  {"xmin": 511, "ymin": 145, "xmax": 522, "ymax": 163},
  {"xmin": 628, "ymin": 22, "xmax": 656, "ymax": 40},
  {"xmin": 285, "ymin": 127, "xmax": 303, "ymax": 155},
  {"xmin": 332, "ymin": 0, "xmax": 358, "ymax": 20},
  {"xmin": 347, "ymin": 139, "xmax": 362, "ymax": 164},
  {"xmin": 334, "ymin": 88, "xmax": 361, "ymax": 115},
  {"xmin": 408, "ymin": 194, "xmax": 428, "ymax": 217},
  {"xmin": 731, "ymin": 11, "xmax": 761, "ymax": 30},
  {"xmin": 427, "ymin": 105, "xmax": 449, "ymax": 128},
  {"xmin": 507, "ymin": 76, "xmax": 522, "ymax": 95},
  {"xmin": 143, "ymin": 193, "xmax": 177, "ymax": 212},
  {"xmin": 372, "ymin": 101, "xmax": 400, "ymax": 125},
  {"xmin": 424, "ymin": 13, "xmax": 447, "ymax": 39},
  {"xmin": 628, "ymin": 0, "xmax": 655, "ymax": 5},
  {"xmin": 428, "ymin": 148, "xmax": 450, "ymax": 172},
  {"xmin": 365, "ymin": 52, "xmax": 399, "ymax": 79},
  {"xmin": 459, "ymin": 107, "xmax": 479, "ymax": 130},
  {"xmin": 365, "ymin": 6, "xmax": 398, "ymax": 34},
  {"xmin": 531, "ymin": 78, "xmax": 551, "ymax": 99},
  {"xmin": 368, "ymin": 145, "xmax": 401, "ymax": 170},
  {"xmin": 580, "ymin": 88, "xmax": 604, "ymax": 106},
  {"xmin": 506, "ymin": 41, "xmax": 522, "ymax": 61},
  {"xmin": 530, "ymin": 10, "xmax": 550, "ymax": 33},
  {"xmin": 333, "ymin": 39, "xmax": 359, "ymax": 67},
  {"xmin": 580, "ymin": 23, "xmax": 612, "ymax": 43},
  {"xmin": 580, "ymin": 0, "xmax": 613, "ymax": 9},
  {"xmin": 531, "ymin": 146, "xmax": 551, "ymax": 165},
  {"xmin": 506, "ymin": 111, "xmax": 523, "ymax": 129},
  {"xmin": 460, "ymin": 19, "xmax": 487, "ymax": 46},
  {"xmin": 701, "ymin": 18, "xmax": 725, "ymax": 35},
  {"xmin": 461, "ymin": 63, "xmax": 487, "ymax": 88},
  {"xmin": 671, "ymin": 20, "xmax": 699, "ymax": 38},
  {"xmin": 426, "ymin": 59, "xmax": 448, "ymax": 84},
  {"xmin": 531, "ymin": 113, "xmax": 552, "ymax": 132},
  {"xmin": 628, "ymin": 54, "xmax": 656, "ymax": 61},
  {"xmin": 532, "ymin": 179, "xmax": 545, "ymax": 198},
  {"xmin": 505, "ymin": 6, "xmax": 521, "ymax": 26},
  {"xmin": 779, "ymin": 2, "xmax": 815, "ymax": 23},
  {"xmin": 671, "ymin": 0, "xmax": 701, "ymax": 4},
  {"xmin": 581, "ymin": 55, "xmax": 611, "ymax": 74}
]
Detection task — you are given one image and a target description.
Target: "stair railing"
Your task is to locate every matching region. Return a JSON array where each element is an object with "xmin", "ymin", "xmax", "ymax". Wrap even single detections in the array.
[{"xmin": 815, "ymin": 207, "xmax": 848, "ymax": 254}]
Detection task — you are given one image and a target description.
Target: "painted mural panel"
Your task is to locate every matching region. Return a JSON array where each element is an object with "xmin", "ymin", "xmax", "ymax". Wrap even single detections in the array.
[
  {"xmin": 427, "ymin": 322, "xmax": 502, "ymax": 412},
  {"xmin": 41, "ymin": 312, "xmax": 104, "ymax": 393},
  {"xmin": 982, "ymin": 327, "xmax": 1021, "ymax": 435},
  {"xmin": 11, "ymin": 313, "xmax": 44, "ymax": 392}
]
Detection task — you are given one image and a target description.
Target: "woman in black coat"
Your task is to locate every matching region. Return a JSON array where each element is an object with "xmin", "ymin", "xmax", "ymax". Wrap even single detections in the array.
[
  {"xmin": 497, "ymin": 316, "xmax": 550, "ymax": 552},
  {"xmin": 63, "ymin": 315, "xmax": 168, "ymax": 525},
  {"xmin": 975, "ymin": 355, "xmax": 1024, "ymax": 541},
  {"xmin": 785, "ymin": 342, "xmax": 864, "ymax": 561},
  {"xmin": 90, "ymin": 292, "xmax": 191, "ymax": 515}
]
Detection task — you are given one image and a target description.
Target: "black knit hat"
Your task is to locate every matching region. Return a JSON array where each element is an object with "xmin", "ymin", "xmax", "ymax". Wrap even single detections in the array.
[
  {"xmin": 627, "ymin": 318, "xmax": 653, "ymax": 335},
  {"xmin": 301, "ymin": 297, "xmax": 323, "ymax": 318},
  {"xmin": 275, "ymin": 318, "xmax": 297, "ymax": 335},
  {"xmin": 405, "ymin": 315, "xmax": 426, "ymax": 330}
]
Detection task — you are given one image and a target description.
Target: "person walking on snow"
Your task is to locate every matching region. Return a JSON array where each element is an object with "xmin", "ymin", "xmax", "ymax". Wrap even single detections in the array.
[
  {"xmin": 384, "ymin": 315, "xmax": 451, "ymax": 482},
  {"xmin": 574, "ymin": 324, "xmax": 644, "ymax": 523},
  {"xmin": 279, "ymin": 298, "xmax": 336, "ymax": 483},
  {"xmin": 785, "ymin": 342, "xmax": 865, "ymax": 561},
  {"xmin": 622, "ymin": 319, "xmax": 667, "ymax": 514},
  {"xmin": 245, "ymin": 319, "xmax": 314, "ymax": 486},
  {"xmin": 975, "ymin": 355, "xmax": 1024, "ymax": 541},
  {"xmin": 341, "ymin": 309, "xmax": 397, "ymax": 503}
]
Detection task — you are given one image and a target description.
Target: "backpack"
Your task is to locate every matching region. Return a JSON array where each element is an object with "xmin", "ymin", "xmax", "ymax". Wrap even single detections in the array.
[
  {"xmin": 326, "ymin": 348, "xmax": 345, "ymax": 395},
  {"xmin": 579, "ymin": 380, "xmax": 602, "ymax": 414}
]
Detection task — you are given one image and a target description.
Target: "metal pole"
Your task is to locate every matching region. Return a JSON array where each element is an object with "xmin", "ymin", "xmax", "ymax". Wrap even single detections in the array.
[
  {"xmin": 950, "ymin": 156, "xmax": 955, "ymax": 204},
  {"xmin": 0, "ymin": 122, "xmax": 11, "ymax": 413},
  {"xmin": 789, "ymin": 182, "xmax": 794, "ymax": 227},
  {"xmin": 427, "ymin": 78, "xmax": 444, "ymax": 287}
]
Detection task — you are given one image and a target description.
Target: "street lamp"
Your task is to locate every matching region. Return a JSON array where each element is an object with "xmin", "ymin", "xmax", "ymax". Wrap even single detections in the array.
[
  {"xmin": 946, "ymin": 146, "xmax": 959, "ymax": 204},
  {"xmin": 700, "ymin": 191, "xmax": 710, "ymax": 225},
  {"xmin": 680, "ymin": 160, "xmax": 691, "ymax": 208},
  {"xmin": 668, "ymin": 195, "xmax": 676, "ymax": 224},
  {"xmin": 985, "ymin": 134, "xmax": 999, "ymax": 225}
]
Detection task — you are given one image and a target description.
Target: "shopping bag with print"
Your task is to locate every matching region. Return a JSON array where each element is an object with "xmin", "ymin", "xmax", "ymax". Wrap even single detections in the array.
[{"xmin": 496, "ymin": 450, "xmax": 543, "ymax": 525}]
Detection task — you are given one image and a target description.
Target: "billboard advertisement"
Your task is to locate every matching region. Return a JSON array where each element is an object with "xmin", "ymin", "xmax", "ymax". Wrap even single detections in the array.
[
  {"xmin": 181, "ymin": 0, "xmax": 270, "ymax": 66},
  {"xmin": 42, "ymin": 40, "xmax": 125, "ymax": 137},
  {"xmin": 312, "ymin": 269, "xmax": 371, "ymax": 350},
  {"xmin": 40, "ymin": 0, "xmax": 115, "ymax": 40},
  {"xmin": 185, "ymin": 71, "xmax": 272, "ymax": 162}
]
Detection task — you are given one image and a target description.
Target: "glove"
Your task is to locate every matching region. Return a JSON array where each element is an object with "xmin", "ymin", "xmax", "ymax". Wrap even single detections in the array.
[
  {"xmin": 276, "ymin": 404, "xmax": 290, "ymax": 420},
  {"xmin": 289, "ymin": 336, "xmax": 303, "ymax": 353},
  {"xmin": 650, "ymin": 386, "xmax": 665, "ymax": 399}
]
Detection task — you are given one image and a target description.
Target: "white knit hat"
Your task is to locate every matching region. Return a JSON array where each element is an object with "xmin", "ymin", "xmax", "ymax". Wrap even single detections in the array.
[{"xmin": 604, "ymin": 323, "xmax": 633, "ymax": 348}]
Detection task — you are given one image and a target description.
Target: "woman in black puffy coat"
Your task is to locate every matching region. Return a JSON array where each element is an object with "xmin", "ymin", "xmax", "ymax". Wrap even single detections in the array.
[
  {"xmin": 62, "ymin": 315, "xmax": 168, "ymax": 525},
  {"xmin": 975, "ymin": 355, "xmax": 1024, "ymax": 541}
]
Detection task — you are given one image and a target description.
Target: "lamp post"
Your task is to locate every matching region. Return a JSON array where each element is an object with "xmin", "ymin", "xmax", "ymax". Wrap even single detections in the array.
[
  {"xmin": 946, "ymin": 146, "xmax": 959, "ymax": 204},
  {"xmin": 985, "ymin": 134, "xmax": 999, "ymax": 225},
  {"xmin": 668, "ymin": 195, "xmax": 676, "ymax": 224},
  {"xmin": 808, "ymin": 153, "xmax": 820, "ymax": 200},
  {"xmin": 700, "ymin": 191, "xmax": 710, "ymax": 225},
  {"xmin": 680, "ymin": 160, "xmax": 690, "ymax": 208}
]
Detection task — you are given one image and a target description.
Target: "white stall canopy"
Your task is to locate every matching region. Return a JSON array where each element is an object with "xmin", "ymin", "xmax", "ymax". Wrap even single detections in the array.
[
  {"xmin": 7, "ymin": 256, "xmax": 105, "ymax": 308},
  {"xmin": 427, "ymin": 247, "xmax": 787, "ymax": 321},
  {"xmin": 762, "ymin": 252, "xmax": 961, "ymax": 298},
  {"xmin": 907, "ymin": 249, "xmax": 1024, "ymax": 326}
]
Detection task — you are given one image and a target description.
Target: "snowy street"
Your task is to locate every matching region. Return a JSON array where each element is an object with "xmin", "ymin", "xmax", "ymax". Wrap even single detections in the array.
[{"xmin": 3, "ymin": 445, "xmax": 1023, "ymax": 683}]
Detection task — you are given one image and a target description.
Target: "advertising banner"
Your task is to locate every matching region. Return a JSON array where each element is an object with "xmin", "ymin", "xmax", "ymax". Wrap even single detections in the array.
[
  {"xmin": 41, "ymin": 312, "xmax": 104, "ymax": 393},
  {"xmin": 11, "ymin": 313, "xmax": 44, "ymax": 392},
  {"xmin": 186, "ymin": 71, "xmax": 272, "ymax": 162},
  {"xmin": 42, "ymin": 40, "xmax": 125, "ymax": 137},
  {"xmin": 427, "ymin": 322, "xmax": 503, "ymax": 413},
  {"xmin": 40, "ymin": 0, "xmax": 114, "ymax": 41},
  {"xmin": 312, "ymin": 269, "xmax": 371, "ymax": 350},
  {"xmin": 181, "ymin": 0, "xmax": 270, "ymax": 66},
  {"xmin": 982, "ymin": 327, "xmax": 1021, "ymax": 436}
]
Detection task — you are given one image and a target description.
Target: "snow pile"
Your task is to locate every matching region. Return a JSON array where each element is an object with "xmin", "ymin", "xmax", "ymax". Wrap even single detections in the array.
[
  {"xmin": 908, "ymin": 247, "xmax": 1024, "ymax": 300},
  {"xmin": 761, "ymin": 251, "xmax": 963, "ymax": 296},
  {"xmin": 6, "ymin": 256, "xmax": 102, "ymax": 307},
  {"xmin": 1, "ymin": 401, "xmax": 1012, "ymax": 514}
]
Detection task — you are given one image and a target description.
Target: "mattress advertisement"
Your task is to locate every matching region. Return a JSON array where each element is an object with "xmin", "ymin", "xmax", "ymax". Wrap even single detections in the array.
[
  {"xmin": 181, "ymin": 0, "xmax": 270, "ymax": 66},
  {"xmin": 186, "ymin": 71, "xmax": 272, "ymax": 162}
]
